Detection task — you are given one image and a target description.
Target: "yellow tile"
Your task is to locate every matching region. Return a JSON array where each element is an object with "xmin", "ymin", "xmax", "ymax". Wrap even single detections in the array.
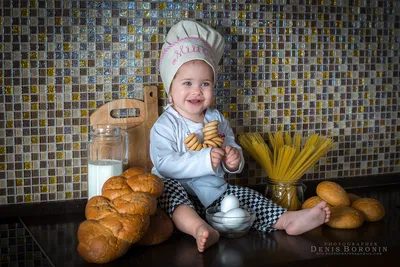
[
  {"xmin": 30, "ymin": 52, "xmax": 38, "ymax": 60},
  {"xmin": 0, "ymin": 147, "xmax": 4, "ymax": 154},
  {"xmin": 229, "ymin": 104, "xmax": 237, "ymax": 111},
  {"xmin": 16, "ymin": 179, "xmax": 23, "ymax": 186},
  {"xmin": 56, "ymin": 136, "xmax": 64, "ymax": 143},
  {"xmin": 24, "ymin": 162, "xmax": 31, "ymax": 170},
  {"xmin": 30, "ymin": 86, "xmax": 38, "ymax": 94},
  {"xmin": 12, "ymin": 26, "xmax": 20, "ymax": 34},
  {"xmin": 56, "ymin": 152, "xmax": 64, "ymax": 159},
  {"xmin": 297, "ymin": 110, "xmax": 302, "ymax": 115},
  {"xmin": 73, "ymin": 143, "xmax": 80, "ymax": 150},
  {"xmin": 80, "ymin": 110, "xmax": 88, "ymax": 117},
  {"xmin": 40, "ymin": 186, "xmax": 48, "ymax": 193},
  {"xmin": 73, "ymin": 175, "xmax": 80, "ymax": 183},
  {"xmin": 47, "ymin": 68, "xmax": 54, "ymax": 76},
  {"xmin": 223, "ymin": 112, "xmax": 229, "ymax": 119},
  {"xmin": 6, "ymin": 121, "xmax": 13, "ymax": 128},
  {"xmin": 72, "ymin": 93, "xmax": 80, "ymax": 101},
  {"xmin": 264, "ymin": 118, "xmax": 269, "ymax": 124},
  {"xmin": 55, "ymin": 17, "xmax": 62, "ymax": 26},
  {"xmin": 0, "ymin": 164, "xmax": 5, "ymax": 171},
  {"xmin": 64, "ymin": 76, "xmax": 72, "ymax": 84},
  {"xmin": 39, "ymin": 120, "xmax": 47, "ymax": 126},
  {"xmin": 49, "ymin": 177, "xmax": 56, "ymax": 184},
  {"xmin": 284, "ymin": 110, "xmax": 290, "ymax": 116},
  {"xmin": 264, "ymin": 88, "xmax": 270, "ymax": 94},
  {"xmin": 5, "ymin": 86, "xmax": 12, "ymax": 94},
  {"xmin": 31, "ymin": 103, "xmax": 38, "ymax": 110},
  {"xmin": 277, "ymin": 125, "xmax": 283, "ymax": 131},
  {"xmin": 22, "ymin": 60, "xmax": 30, "ymax": 68},
  {"xmin": 31, "ymin": 136, "xmax": 38, "ymax": 144},
  {"xmin": 65, "ymin": 192, "xmax": 72, "ymax": 199},
  {"xmin": 290, "ymin": 80, "xmax": 297, "ymax": 86},
  {"xmin": 158, "ymin": 2, "xmax": 166, "ymax": 10},
  {"xmin": 39, "ymin": 34, "xmax": 46, "ymax": 42},
  {"xmin": 244, "ymin": 111, "xmax": 249, "ymax": 118},
  {"xmin": 278, "ymin": 87, "xmax": 284, "ymax": 94},
  {"xmin": 63, "ymin": 43, "xmax": 71, "ymax": 51},
  {"xmin": 81, "ymin": 126, "xmax": 88, "ymax": 134},
  {"xmin": 24, "ymin": 195, "xmax": 32, "ymax": 202},
  {"xmin": 272, "ymin": 73, "xmax": 278, "ymax": 79},
  {"xmin": 89, "ymin": 101, "xmax": 96, "ymax": 109},
  {"xmin": 272, "ymin": 58, "xmax": 278, "ymax": 64},
  {"xmin": 47, "ymin": 93, "xmax": 55, "ymax": 102}
]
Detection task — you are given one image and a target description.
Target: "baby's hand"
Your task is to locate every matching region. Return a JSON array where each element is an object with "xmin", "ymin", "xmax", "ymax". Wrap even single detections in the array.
[
  {"xmin": 223, "ymin": 146, "xmax": 240, "ymax": 171},
  {"xmin": 210, "ymin": 148, "xmax": 225, "ymax": 170}
]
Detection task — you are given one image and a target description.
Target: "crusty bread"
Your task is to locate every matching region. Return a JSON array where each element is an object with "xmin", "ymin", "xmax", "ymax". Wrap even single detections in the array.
[
  {"xmin": 136, "ymin": 207, "xmax": 174, "ymax": 246},
  {"xmin": 301, "ymin": 196, "xmax": 333, "ymax": 209},
  {"xmin": 351, "ymin": 198, "xmax": 385, "ymax": 222},
  {"xmin": 316, "ymin": 181, "xmax": 350, "ymax": 206},
  {"xmin": 326, "ymin": 206, "xmax": 364, "ymax": 229},
  {"xmin": 347, "ymin": 193, "xmax": 361, "ymax": 204},
  {"xmin": 77, "ymin": 168, "xmax": 172, "ymax": 264}
]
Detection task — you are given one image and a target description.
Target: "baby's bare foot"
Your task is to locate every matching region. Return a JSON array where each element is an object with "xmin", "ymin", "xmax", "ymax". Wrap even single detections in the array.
[
  {"xmin": 195, "ymin": 223, "xmax": 220, "ymax": 252},
  {"xmin": 285, "ymin": 201, "xmax": 331, "ymax": 235}
]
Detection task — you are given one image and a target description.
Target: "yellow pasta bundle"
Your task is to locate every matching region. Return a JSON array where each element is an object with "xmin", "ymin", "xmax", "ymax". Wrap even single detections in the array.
[{"xmin": 239, "ymin": 132, "xmax": 333, "ymax": 210}]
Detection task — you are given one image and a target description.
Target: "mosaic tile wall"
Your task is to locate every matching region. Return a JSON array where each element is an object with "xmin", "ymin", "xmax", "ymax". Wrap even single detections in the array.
[{"xmin": 0, "ymin": 0, "xmax": 399, "ymax": 204}]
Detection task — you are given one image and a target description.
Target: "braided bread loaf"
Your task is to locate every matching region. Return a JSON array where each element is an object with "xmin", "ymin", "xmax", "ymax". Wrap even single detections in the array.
[
  {"xmin": 77, "ymin": 167, "xmax": 173, "ymax": 264},
  {"xmin": 184, "ymin": 120, "xmax": 225, "ymax": 150}
]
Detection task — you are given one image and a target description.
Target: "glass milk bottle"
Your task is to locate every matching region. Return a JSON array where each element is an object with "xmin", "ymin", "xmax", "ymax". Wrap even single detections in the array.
[{"xmin": 87, "ymin": 125, "xmax": 127, "ymax": 199}]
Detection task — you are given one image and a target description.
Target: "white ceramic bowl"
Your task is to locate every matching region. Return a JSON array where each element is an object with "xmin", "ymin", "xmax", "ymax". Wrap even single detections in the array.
[{"xmin": 206, "ymin": 206, "xmax": 256, "ymax": 238}]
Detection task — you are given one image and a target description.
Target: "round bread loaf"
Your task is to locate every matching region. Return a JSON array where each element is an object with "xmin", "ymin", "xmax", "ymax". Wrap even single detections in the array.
[
  {"xmin": 316, "ymin": 181, "xmax": 350, "ymax": 206},
  {"xmin": 347, "ymin": 193, "xmax": 361, "ymax": 204},
  {"xmin": 326, "ymin": 206, "xmax": 364, "ymax": 229},
  {"xmin": 301, "ymin": 196, "xmax": 332, "ymax": 209},
  {"xmin": 351, "ymin": 198, "xmax": 385, "ymax": 222}
]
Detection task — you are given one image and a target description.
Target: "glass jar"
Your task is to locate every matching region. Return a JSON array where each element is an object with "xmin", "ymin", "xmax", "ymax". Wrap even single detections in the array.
[
  {"xmin": 265, "ymin": 180, "xmax": 306, "ymax": 211},
  {"xmin": 87, "ymin": 125, "xmax": 128, "ymax": 199}
]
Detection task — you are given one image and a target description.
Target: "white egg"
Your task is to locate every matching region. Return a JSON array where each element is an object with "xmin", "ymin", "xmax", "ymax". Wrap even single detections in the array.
[
  {"xmin": 233, "ymin": 221, "xmax": 250, "ymax": 231},
  {"xmin": 213, "ymin": 211, "xmax": 225, "ymax": 223},
  {"xmin": 221, "ymin": 195, "xmax": 240, "ymax": 213},
  {"xmin": 211, "ymin": 222, "xmax": 227, "ymax": 233},
  {"xmin": 222, "ymin": 208, "xmax": 248, "ymax": 229}
]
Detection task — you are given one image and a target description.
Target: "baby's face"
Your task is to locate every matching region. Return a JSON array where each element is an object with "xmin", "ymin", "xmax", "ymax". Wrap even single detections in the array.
[{"xmin": 170, "ymin": 60, "xmax": 214, "ymax": 122}]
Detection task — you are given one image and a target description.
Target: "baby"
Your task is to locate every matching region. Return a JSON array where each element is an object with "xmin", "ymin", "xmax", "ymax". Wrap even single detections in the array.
[{"xmin": 150, "ymin": 20, "xmax": 330, "ymax": 252}]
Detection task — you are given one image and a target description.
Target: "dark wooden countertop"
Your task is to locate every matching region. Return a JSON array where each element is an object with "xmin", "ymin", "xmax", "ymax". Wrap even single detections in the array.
[{"xmin": 1, "ymin": 174, "xmax": 399, "ymax": 267}]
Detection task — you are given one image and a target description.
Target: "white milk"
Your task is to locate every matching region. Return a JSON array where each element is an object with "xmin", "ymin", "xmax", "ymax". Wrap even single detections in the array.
[{"xmin": 88, "ymin": 160, "xmax": 123, "ymax": 199}]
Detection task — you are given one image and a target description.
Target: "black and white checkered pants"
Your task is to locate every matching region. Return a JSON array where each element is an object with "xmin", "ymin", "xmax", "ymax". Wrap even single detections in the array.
[{"xmin": 158, "ymin": 178, "xmax": 287, "ymax": 233}]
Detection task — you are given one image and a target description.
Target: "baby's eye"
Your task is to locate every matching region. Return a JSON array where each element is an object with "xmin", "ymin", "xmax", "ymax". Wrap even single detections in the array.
[
  {"xmin": 183, "ymin": 81, "xmax": 192, "ymax": 86},
  {"xmin": 202, "ymin": 82, "xmax": 211, "ymax": 87}
]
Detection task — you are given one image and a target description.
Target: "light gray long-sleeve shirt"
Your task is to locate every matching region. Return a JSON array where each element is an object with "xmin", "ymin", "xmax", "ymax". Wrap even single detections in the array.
[{"xmin": 150, "ymin": 106, "xmax": 244, "ymax": 207}]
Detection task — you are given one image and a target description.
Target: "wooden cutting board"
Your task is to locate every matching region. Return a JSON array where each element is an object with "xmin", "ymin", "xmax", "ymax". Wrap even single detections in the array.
[{"xmin": 89, "ymin": 85, "xmax": 158, "ymax": 172}]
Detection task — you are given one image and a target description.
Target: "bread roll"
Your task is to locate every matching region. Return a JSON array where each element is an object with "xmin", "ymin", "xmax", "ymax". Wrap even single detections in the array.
[
  {"xmin": 316, "ymin": 181, "xmax": 350, "ymax": 206},
  {"xmin": 78, "ymin": 167, "xmax": 172, "ymax": 264},
  {"xmin": 347, "ymin": 193, "xmax": 361, "ymax": 204},
  {"xmin": 326, "ymin": 206, "xmax": 364, "ymax": 229},
  {"xmin": 301, "ymin": 196, "xmax": 332, "ymax": 209},
  {"xmin": 136, "ymin": 207, "xmax": 174, "ymax": 246},
  {"xmin": 351, "ymin": 198, "xmax": 385, "ymax": 222}
]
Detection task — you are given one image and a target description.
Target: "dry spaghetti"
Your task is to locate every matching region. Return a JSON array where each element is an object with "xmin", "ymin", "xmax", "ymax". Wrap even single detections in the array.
[{"xmin": 238, "ymin": 132, "xmax": 333, "ymax": 210}]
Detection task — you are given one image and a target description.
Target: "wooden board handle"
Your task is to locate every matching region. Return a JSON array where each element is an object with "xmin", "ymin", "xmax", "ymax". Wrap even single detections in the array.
[{"xmin": 90, "ymin": 86, "xmax": 158, "ymax": 130}]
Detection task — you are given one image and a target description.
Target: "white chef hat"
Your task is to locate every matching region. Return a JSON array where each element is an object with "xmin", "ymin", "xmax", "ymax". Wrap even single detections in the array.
[{"xmin": 159, "ymin": 20, "xmax": 225, "ymax": 95}]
